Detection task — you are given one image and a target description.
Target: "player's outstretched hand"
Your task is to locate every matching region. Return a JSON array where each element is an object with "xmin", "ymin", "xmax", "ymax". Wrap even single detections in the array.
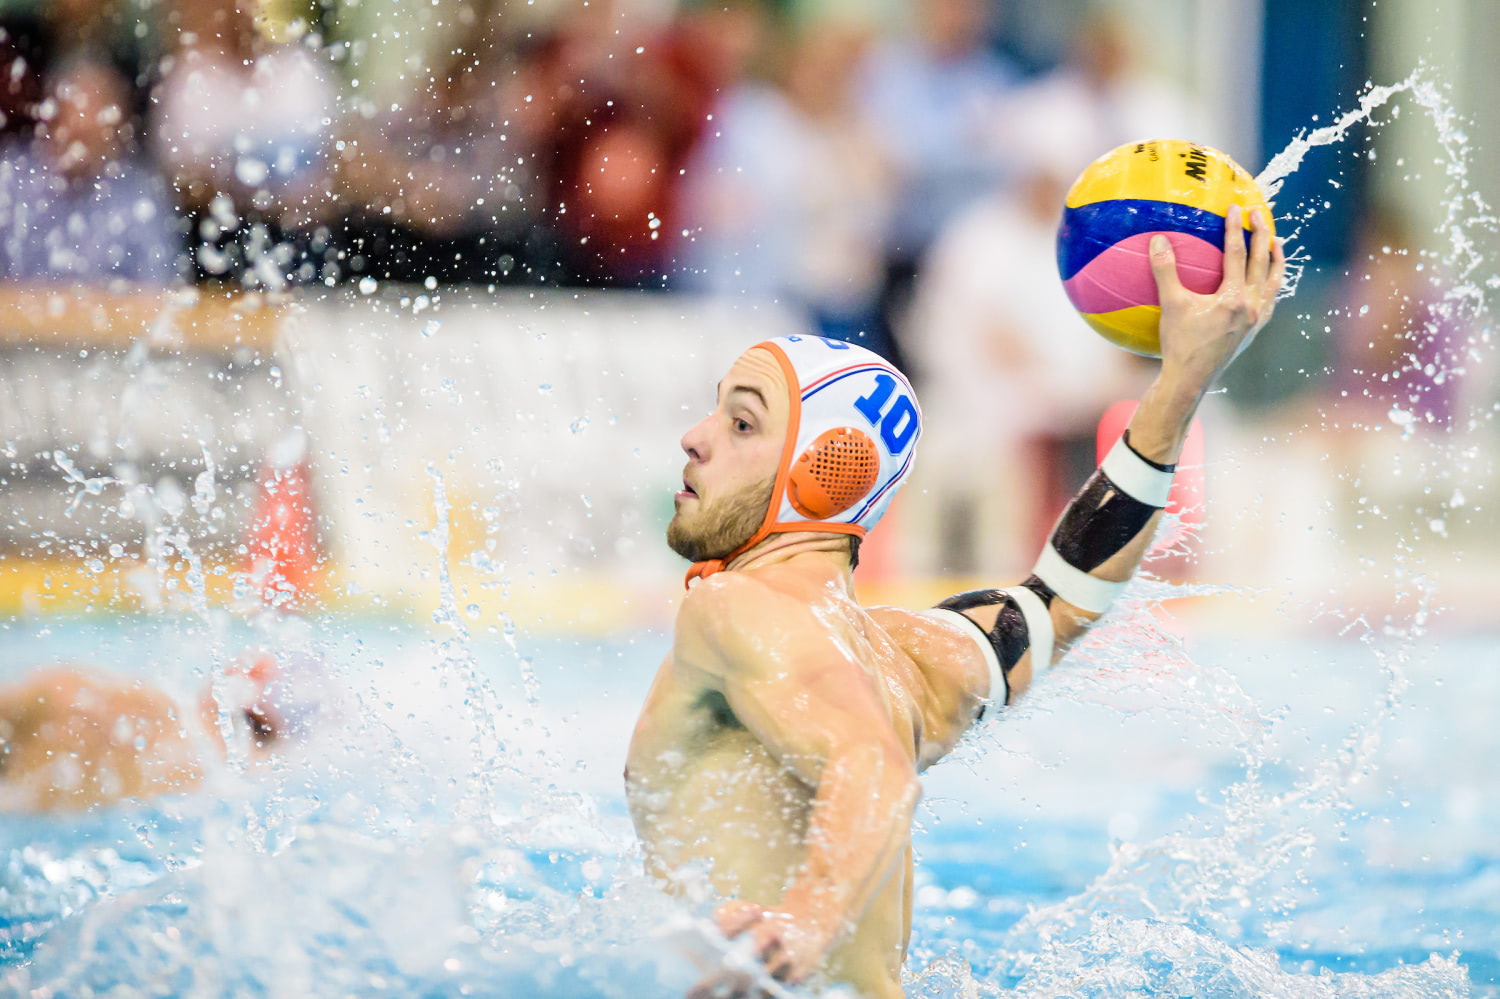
[
  {"xmin": 1150, "ymin": 204, "xmax": 1286, "ymax": 390},
  {"xmin": 687, "ymin": 900, "xmax": 826, "ymax": 999}
]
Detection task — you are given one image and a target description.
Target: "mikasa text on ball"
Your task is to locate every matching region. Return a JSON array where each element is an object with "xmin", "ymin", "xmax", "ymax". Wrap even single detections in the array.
[{"xmin": 1056, "ymin": 139, "xmax": 1274, "ymax": 357}]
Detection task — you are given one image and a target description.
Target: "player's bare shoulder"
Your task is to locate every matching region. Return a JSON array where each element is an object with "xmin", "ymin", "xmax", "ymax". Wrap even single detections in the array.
[
  {"xmin": 675, "ymin": 569, "xmax": 876, "ymax": 693},
  {"xmin": 673, "ymin": 572, "xmax": 791, "ymax": 681},
  {"xmin": 867, "ymin": 606, "xmax": 991, "ymax": 765},
  {"xmin": 869, "ymin": 608, "xmax": 989, "ymax": 694}
]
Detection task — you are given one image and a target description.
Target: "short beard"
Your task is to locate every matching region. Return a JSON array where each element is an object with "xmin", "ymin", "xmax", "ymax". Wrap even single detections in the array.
[{"xmin": 666, "ymin": 477, "xmax": 774, "ymax": 563}]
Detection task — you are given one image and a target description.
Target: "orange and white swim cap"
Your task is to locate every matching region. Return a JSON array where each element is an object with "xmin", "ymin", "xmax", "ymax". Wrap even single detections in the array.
[{"xmin": 687, "ymin": 335, "xmax": 922, "ymax": 583}]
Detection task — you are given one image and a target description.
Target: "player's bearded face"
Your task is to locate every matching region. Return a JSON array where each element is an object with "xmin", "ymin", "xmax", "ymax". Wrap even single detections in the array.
[
  {"xmin": 669, "ymin": 347, "xmax": 788, "ymax": 564},
  {"xmin": 667, "ymin": 475, "xmax": 773, "ymax": 563}
]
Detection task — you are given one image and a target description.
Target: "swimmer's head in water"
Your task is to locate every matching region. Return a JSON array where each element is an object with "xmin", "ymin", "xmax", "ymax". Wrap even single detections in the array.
[
  {"xmin": 201, "ymin": 649, "xmax": 328, "ymax": 751},
  {"xmin": 670, "ymin": 336, "xmax": 921, "ymax": 579}
]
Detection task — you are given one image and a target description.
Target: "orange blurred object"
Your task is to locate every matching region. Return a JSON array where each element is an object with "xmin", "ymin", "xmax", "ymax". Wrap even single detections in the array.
[{"xmin": 242, "ymin": 460, "xmax": 321, "ymax": 608}]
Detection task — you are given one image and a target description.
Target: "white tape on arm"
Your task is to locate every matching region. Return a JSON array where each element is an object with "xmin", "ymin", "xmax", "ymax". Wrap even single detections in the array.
[
  {"xmin": 920, "ymin": 608, "xmax": 1006, "ymax": 704},
  {"xmin": 1032, "ymin": 545, "xmax": 1126, "ymax": 615},
  {"xmin": 1099, "ymin": 436, "xmax": 1175, "ymax": 507},
  {"xmin": 1000, "ymin": 585, "xmax": 1055, "ymax": 676}
]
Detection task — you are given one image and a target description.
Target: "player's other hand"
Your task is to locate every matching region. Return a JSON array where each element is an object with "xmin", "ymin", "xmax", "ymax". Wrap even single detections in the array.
[
  {"xmin": 687, "ymin": 900, "xmax": 828, "ymax": 998},
  {"xmin": 1151, "ymin": 204, "xmax": 1286, "ymax": 390}
]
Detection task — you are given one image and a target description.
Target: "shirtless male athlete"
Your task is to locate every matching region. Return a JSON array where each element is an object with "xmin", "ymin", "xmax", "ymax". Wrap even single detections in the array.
[{"xmin": 627, "ymin": 206, "xmax": 1284, "ymax": 998}]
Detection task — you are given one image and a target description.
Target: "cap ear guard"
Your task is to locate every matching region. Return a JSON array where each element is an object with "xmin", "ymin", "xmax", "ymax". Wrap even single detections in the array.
[
  {"xmin": 787, "ymin": 426, "xmax": 880, "ymax": 520},
  {"xmin": 766, "ymin": 336, "xmax": 921, "ymax": 537}
]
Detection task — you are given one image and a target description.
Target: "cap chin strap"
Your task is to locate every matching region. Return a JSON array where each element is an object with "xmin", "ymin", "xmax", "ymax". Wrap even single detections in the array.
[
  {"xmin": 685, "ymin": 556, "xmax": 730, "ymax": 588},
  {"xmin": 684, "ymin": 521, "xmax": 869, "ymax": 589},
  {"xmin": 684, "ymin": 520, "xmax": 781, "ymax": 588}
]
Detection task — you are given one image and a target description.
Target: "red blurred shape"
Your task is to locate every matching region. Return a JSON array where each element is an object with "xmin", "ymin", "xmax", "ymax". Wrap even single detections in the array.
[
  {"xmin": 853, "ymin": 492, "xmax": 903, "ymax": 583},
  {"xmin": 242, "ymin": 460, "xmax": 321, "ymax": 608}
]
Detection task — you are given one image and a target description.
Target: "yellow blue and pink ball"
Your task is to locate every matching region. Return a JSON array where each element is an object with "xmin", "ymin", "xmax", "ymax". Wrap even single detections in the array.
[{"xmin": 1056, "ymin": 139, "xmax": 1275, "ymax": 357}]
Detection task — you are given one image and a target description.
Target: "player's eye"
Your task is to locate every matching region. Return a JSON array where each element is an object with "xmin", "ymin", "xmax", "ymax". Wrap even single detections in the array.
[{"xmin": 733, "ymin": 418, "xmax": 753, "ymax": 433}]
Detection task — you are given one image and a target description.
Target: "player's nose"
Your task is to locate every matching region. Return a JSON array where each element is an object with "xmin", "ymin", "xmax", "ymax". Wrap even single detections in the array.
[{"xmin": 681, "ymin": 412, "xmax": 713, "ymax": 462}]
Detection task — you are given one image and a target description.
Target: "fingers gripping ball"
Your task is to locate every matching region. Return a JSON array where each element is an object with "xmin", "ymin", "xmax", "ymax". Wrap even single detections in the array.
[
  {"xmin": 787, "ymin": 427, "xmax": 881, "ymax": 520},
  {"xmin": 1056, "ymin": 139, "xmax": 1274, "ymax": 356}
]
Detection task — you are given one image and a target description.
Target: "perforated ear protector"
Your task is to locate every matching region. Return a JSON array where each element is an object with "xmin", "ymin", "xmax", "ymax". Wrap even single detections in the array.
[
  {"xmin": 787, "ymin": 426, "xmax": 881, "ymax": 520},
  {"xmin": 686, "ymin": 336, "xmax": 922, "ymax": 586}
]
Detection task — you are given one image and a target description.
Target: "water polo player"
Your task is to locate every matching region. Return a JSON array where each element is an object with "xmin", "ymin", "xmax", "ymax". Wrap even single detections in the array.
[
  {"xmin": 0, "ymin": 649, "xmax": 325, "ymax": 811},
  {"xmin": 625, "ymin": 206, "xmax": 1284, "ymax": 999}
]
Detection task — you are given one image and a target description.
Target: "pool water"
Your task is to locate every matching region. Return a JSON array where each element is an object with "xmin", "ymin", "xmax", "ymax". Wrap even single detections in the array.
[{"xmin": 0, "ymin": 611, "xmax": 1493, "ymax": 997}]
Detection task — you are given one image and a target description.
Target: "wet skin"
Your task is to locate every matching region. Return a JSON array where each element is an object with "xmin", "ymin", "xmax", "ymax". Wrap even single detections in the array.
[
  {"xmin": 629, "ymin": 207, "xmax": 1284, "ymax": 997},
  {"xmin": 0, "ymin": 666, "xmax": 207, "ymax": 811},
  {"xmin": 0, "ymin": 665, "xmax": 282, "ymax": 811},
  {"xmin": 628, "ymin": 561, "xmax": 995, "ymax": 998}
]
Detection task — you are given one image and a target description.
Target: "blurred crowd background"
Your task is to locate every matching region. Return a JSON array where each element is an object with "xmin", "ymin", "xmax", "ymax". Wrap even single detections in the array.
[{"xmin": 0, "ymin": 0, "xmax": 1495, "ymax": 626}]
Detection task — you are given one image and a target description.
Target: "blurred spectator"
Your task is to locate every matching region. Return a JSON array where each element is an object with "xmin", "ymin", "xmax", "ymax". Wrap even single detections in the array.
[
  {"xmin": 853, "ymin": 0, "xmax": 1018, "ymax": 367},
  {"xmin": 656, "ymin": 0, "xmax": 772, "ymax": 131},
  {"xmin": 676, "ymin": 13, "xmax": 896, "ymax": 351},
  {"xmin": 857, "ymin": 0, "xmax": 1019, "ymax": 261},
  {"xmin": 531, "ymin": 1, "xmax": 722, "ymax": 288},
  {"xmin": 0, "ymin": 0, "xmax": 152, "ymax": 140},
  {"xmin": 898, "ymin": 119, "xmax": 1142, "ymax": 576},
  {"xmin": 337, "ymin": 0, "xmax": 736, "ymax": 289},
  {"xmin": 151, "ymin": 0, "xmax": 336, "ymax": 288},
  {"xmin": 1332, "ymin": 206, "xmax": 1465, "ymax": 429},
  {"xmin": 0, "ymin": 55, "xmax": 177, "ymax": 285},
  {"xmin": 510, "ymin": 3, "xmax": 668, "ymax": 287},
  {"xmin": 991, "ymin": 9, "xmax": 1213, "ymax": 170},
  {"xmin": 336, "ymin": 0, "xmax": 554, "ymax": 286}
]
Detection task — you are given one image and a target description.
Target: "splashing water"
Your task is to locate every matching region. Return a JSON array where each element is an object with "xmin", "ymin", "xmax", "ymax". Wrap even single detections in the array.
[
  {"xmin": 905, "ymin": 67, "xmax": 1496, "ymax": 998},
  {"xmin": 3, "ymin": 69, "xmax": 1497, "ymax": 998},
  {"xmin": 1256, "ymin": 75, "xmax": 1416, "ymax": 200}
]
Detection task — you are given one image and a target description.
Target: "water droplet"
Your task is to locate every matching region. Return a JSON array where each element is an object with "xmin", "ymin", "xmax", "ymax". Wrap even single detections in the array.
[{"xmin": 234, "ymin": 157, "xmax": 269, "ymax": 186}]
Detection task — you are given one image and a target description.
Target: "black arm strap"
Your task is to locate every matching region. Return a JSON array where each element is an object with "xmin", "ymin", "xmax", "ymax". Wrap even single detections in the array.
[
  {"xmin": 931, "ymin": 431, "xmax": 1175, "ymax": 706},
  {"xmin": 1050, "ymin": 471, "xmax": 1160, "ymax": 572},
  {"xmin": 935, "ymin": 578, "xmax": 1055, "ymax": 708}
]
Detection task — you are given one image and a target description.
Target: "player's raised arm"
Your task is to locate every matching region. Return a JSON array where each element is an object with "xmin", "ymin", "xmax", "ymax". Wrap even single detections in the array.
[{"xmin": 929, "ymin": 205, "xmax": 1285, "ymax": 705}]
